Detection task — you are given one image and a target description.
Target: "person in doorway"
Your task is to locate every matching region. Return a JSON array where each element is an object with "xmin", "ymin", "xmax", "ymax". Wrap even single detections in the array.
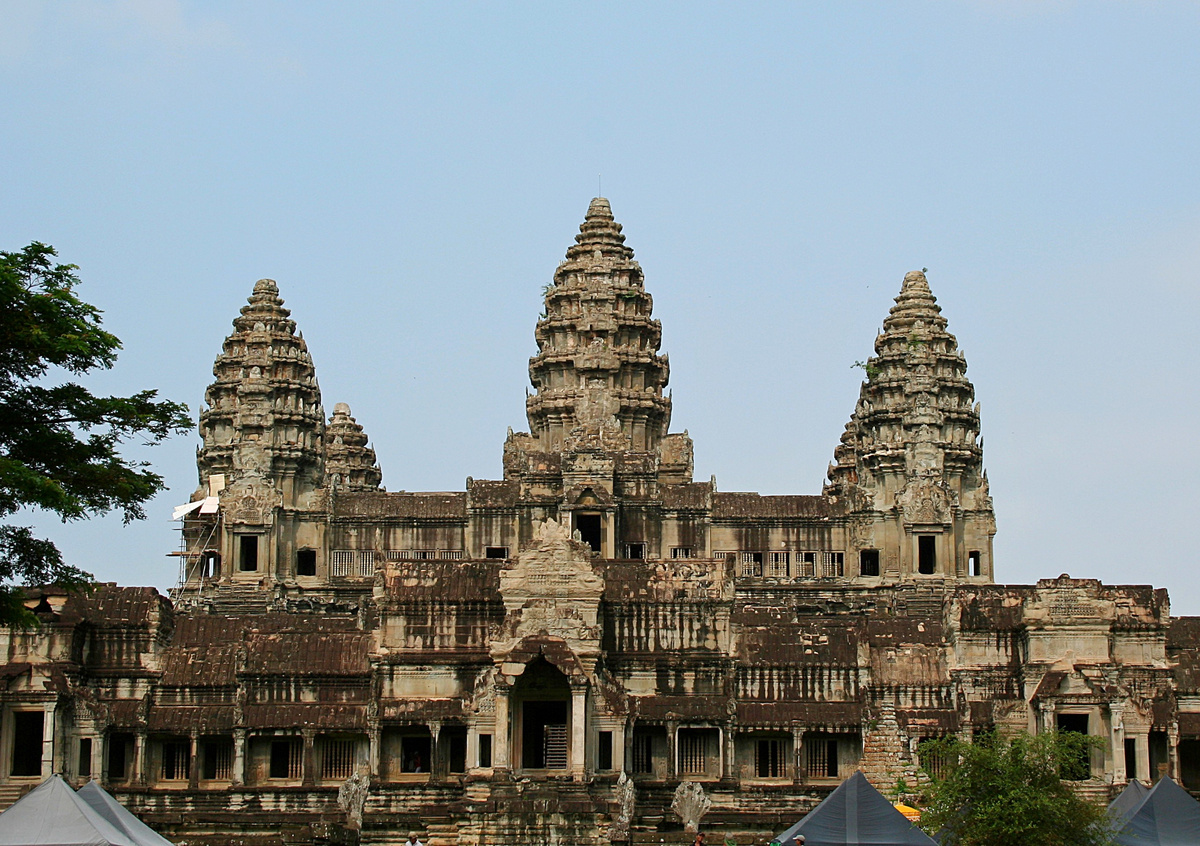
[
  {"xmin": 404, "ymin": 833, "xmax": 424, "ymax": 846},
  {"xmin": 691, "ymin": 833, "xmax": 705, "ymax": 846}
]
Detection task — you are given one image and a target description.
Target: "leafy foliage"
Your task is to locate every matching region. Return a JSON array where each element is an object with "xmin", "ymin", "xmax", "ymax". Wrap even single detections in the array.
[
  {"xmin": 0, "ymin": 243, "xmax": 191, "ymax": 625},
  {"xmin": 918, "ymin": 731, "xmax": 1112, "ymax": 846}
]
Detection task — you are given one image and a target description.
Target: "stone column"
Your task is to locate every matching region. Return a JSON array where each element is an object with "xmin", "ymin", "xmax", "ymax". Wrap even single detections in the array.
[
  {"xmin": 466, "ymin": 726, "xmax": 479, "ymax": 773},
  {"xmin": 1111, "ymin": 704, "xmax": 1126, "ymax": 783},
  {"xmin": 624, "ymin": 718, "xmax": 636, "ymax": 776},
  {"xmin": 188, "ymin": 732, "xmax": 200, "ymax": 789},
  {"xmin": 90, "ymin": 735, "xmax": 102, "ymax": 781},
  {"xmin": 232, "ymin": 729, "xmax": 246, "ymax": 786},
  {"xmin": 41, "ymin": 704, "xmax": 56, "ymax": 780},
  {"xmin": 613, "ymin": 721, "xmax": 626, "ymax": 774},
  {"xmin": 792, "ymin": 727, "xmax": 806, "ymax": 785},
  {"xmin": 368, "ymin": 722, "xmax": 381, "ymax": 780},
  {"xmin": 722, "ymin": 726, "xmax": 735, "ymax": 782},
  {"xmin": 1039, "ymin": 700, "xmax": 1055, "ymax": 736},
  {"xmin": 571, "ymin": 684, "xmax": 587, "ymax": 781},
  {"xmin": 430, "ymin": 721, "xmax": 443, "ymax": 782},
  {"xmin": 1169, "ymin": 725, "xmax": 1180, "ymax": 780},
  {"xmin": 301, "ymin": 730, "xmax": 315, "ymax": 786},
  {"xmin": 133, "ymin": 732, "xmax": 148, "ymax": 786},
  {"xmin": 494, "ymin": 685, "xmax": 511, "ymax": 770},
  {"xmin": 666, "ymin": 720, "xmax": 678, "ymax": 779}
]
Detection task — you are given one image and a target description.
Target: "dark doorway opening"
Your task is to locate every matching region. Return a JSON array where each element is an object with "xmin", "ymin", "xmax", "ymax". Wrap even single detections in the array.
[
  {"xmin": 1179, "ymin": 739, "xmax": 1200, "ymax": 789},
  {"xmin": 1125, "ymin": 737, "xmax": 1139, "ymax": 781},
  {"xmin": 917, "ymin": 535, "xmax": 936, "ymax": 574},
  {"xmin": 514, "ymin": 657, "xmax": 572, "ymax": 771},
  {"xmin": 443, "ymin": 726, "xmax": 467, "ymax": 774},
  {"xmin": 522, "ymin": 700, "xmax": 568, "ymax": 769},
  {"xmin": 401, "ymin": 734, "xmax": 431, "ymax": 773},
  {"xmin": 1150, "ymin": 730, "xmax": 1169, "ymax": 781},
  {"xmin": 860, "ymin": 549, "xmax": 880, "ymax": 577},
  {"xmin": 576, "ymin": 513, "xmax": 601, "ymax": 554},
  {"xmin": 239, "ymin": 535, "xmax": 258, "ymax": 571},
  {"xmin": 296, "ymin": 549, "xmax": 316, "ymax": 576},
  {"xmin": 1057, "ymin": 713, "xmax": 1091, "ymax": 780},
  {"xmin": 107, "ymin": 732, "xmax": 132, "ymax": 781},
  {"xmin": 10, "ymin": 712, "xmax": 43, "ymax": 776}
]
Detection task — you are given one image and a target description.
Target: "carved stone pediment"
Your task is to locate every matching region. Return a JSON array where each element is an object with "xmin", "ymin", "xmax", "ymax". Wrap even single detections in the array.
[
  {"xmin": 896, "ymin": 478, "xmax": 954, "ymax": 525},
  {"xmin": 494, "ymin": 519, "xmax": 604, "ymax": 665},
  {"xmin": 223, "ymin": 474, "xmax": 280, "ymax": 526}
]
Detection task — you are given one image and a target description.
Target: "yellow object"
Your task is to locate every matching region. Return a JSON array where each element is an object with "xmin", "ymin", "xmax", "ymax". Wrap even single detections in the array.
[{"xmin": 893, "ymin": 803, "xmax": 921, "ymax": 821}]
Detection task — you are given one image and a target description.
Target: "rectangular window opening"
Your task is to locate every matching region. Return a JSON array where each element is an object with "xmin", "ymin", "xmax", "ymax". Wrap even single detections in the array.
[
  {"xmin": 918, "ymin": 535, "xmax": 937, "ymax": 575},
  {"xmin": 625, "ymin": 543, "xmax": 646, "ymax": 560},
  {"xmin": 296, "ymin": 549, "xmax": 317, "ymax": 577},
  {"xmin": 677, "ymin": 728, "xmax": 718, "ymax": 777},
  {"xmin": 78, "ymin": 738, "xmax": 92, "ymax": 779},
  {"xmin": 107, "ymin": 733, "xmax": 132, "ymax": 782},
  {"xmin": 739, "ymin": 552, "xmax": 764, "ymax": 578},
  {"xmin": 446, "ymin": 729, "xmax": 467, "ymax": 774},
  {"xmin": 401, "ymin": 735, "xmax": 431, "ymax": 773},
  {"xmin": 269, "ymin": 738, "xmax": 301, "ymax": 780},
  {"xmin": 632, "ymin": 731, "xmax": 655, "ymax": 775},
  {"xmin": 598, "ymin": 731, "xmax": 613, "ymax": 771},
  {"xmin": 201, "ymin": 739, "xmax": 233, "ymax": 780},
  {"xmin": 969, "ymin": 550, "xmax": 982, "ymax": 577},
  {"xmin": 478, "ymin": 734, "xmax": 492, "ymax": 768},
  {"xmin": 321, "ymin": 738, "xmax": 356, "ymax": 781},
  {"xmin": 805, "ymin": 735, "xmax": 848, "ymax": 779},
  {"xmin": 860, "ymin": 549, "xmax": 880, "ymax": 577},
  {"xmin": 239, "ymin": 535, "xmax": 259, "ymax": 572},
  {"xmin": 1125, "ymin": 738, "xmax": 1138, "ymax": 781},
  {"xmin": 756, "ymin": 738, "xmax": 785, "ymax": 778},
  {"xmin": 670, "ymin": 547, "xmax": 694, "ymax": 559},
  {"xmin": 162, "ymin": 739, "xmax": 190, "ymax": 781},
  {"xmin": 485, "ymin": 546, "xmax": 509, "ymax": 560},
  {"xmin": 767, "ymin": 552, "xmax": 790, "ymax": 578}
]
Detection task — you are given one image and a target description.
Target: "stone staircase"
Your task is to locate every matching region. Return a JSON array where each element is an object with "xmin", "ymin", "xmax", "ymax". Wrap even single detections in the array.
[{"xmin": 0, "ymin": 782, "xmax": 34, "ymax": 812}]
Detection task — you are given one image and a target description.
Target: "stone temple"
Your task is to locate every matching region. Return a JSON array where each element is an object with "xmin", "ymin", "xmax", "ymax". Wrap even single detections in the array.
[{"xmin": 1, "ymin": 198, "xmax": 1197, "ymax": 844}]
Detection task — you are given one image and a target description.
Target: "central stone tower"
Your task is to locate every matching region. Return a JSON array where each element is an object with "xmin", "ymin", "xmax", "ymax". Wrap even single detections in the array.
[{"xmin": 523, "ymin": 197, "xmax": 673, "ymax": 453}]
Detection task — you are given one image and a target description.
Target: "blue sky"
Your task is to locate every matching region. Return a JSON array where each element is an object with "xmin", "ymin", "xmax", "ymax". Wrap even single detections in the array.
[{"xmin": 3, "ymin": 2, "xmax": 1199, "ymax": 612}]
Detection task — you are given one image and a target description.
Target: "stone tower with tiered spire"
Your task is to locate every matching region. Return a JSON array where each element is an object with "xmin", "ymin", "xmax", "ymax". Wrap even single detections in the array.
[
  {"xmin": 186, "ymin": 278, "xmax": 381, "ymax": 587},
  {"xmin": 501, "ymin": 198, "xmax": 694, "ymax": 557},
  {"xmin": 324, "ymin": 402, "xmax": 383, "ymax": 491},
  {"xmin": 196, "ymin": 278, "xmax": 326, "ymax": 508},
  {"xmin": 523, "ymin": 197, "xmax": 673, "ymax": 453},
  {"xmin": 826, "ymin": 270, "xmax": 995, "ymax": 580}
]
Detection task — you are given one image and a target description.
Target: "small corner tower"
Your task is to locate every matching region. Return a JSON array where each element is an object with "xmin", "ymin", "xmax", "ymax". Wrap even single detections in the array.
[
  {"xmin": 324, "ymin": 403, "xmax": 383, "ymax": 492},
  {"xmin": 827, "ymin": 271, "xmax": 995, "ymax": 581}
]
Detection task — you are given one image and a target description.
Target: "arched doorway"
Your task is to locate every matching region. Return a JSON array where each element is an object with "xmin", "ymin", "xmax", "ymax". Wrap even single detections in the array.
[{"xmin": 512, "ymin": 657, "xmax": 571, "ymax": 771}]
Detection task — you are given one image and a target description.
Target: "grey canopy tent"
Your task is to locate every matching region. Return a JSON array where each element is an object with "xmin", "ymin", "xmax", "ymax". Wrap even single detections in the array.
[
  {"xmin": 0, "ymin": 775, "xmax": 173, "ymax": 846},
  {"xmin": 771, "ymin": 771, "xmax": 938, "ymax": 846},
  {"xmin": 76, "ymin": 782, "xmax": 172, "ymax": 846},
  {"xmin": 1112, "ymin": 777, "xmax": 1200, "ymax": 846},
  {"xmin": 1107, "ymin": 779, "xmax": 1151, "ymax": 826},
  {"xmin": 0, "ymin": 774, "xmax": 136, "ymax": 846}
]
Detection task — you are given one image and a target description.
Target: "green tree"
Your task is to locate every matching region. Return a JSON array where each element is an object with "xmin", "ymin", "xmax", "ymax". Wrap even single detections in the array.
[
  {"xmin": 0, "ymin": 243, "xmax": 191, "ymax": 625},
  {"xmin": 918, "ymin": 731, "xmax": 1112, "ymax": 846}
]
